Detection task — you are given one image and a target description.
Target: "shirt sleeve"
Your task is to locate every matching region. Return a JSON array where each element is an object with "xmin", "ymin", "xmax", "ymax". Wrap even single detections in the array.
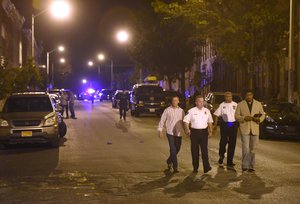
[
  {"xmin": 158, "ymin": 109, "xmax": 167, "ymax": 132},
  {"xmin": 183, "ymin": 110, "xmax": 192, "ymax": 124},
  {"xmin": 207, "ymin": 111, "xmax": 214, "ymax": 123},
  {"xmin": 213, "ymin": 104, "xmax": 222, "ymax": 117}
]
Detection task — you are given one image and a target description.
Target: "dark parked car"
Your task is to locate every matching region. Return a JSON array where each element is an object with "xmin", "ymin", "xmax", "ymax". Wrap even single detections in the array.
[
  {"xmin": 260, "ymin": 102, "xmax": 300, "ymax": 139},
  {"xmin": 205, "ymin": 92, "xmax": 242, "ymax": 113},
  {"xmin": 100, "ymin": 89, "xmax": 114, "ymax": 101},
  {"xmin": 163, "ymin": 90, "xmax": 186, "ymax": 109},
  {"xmin": 0, "ymin": 92, "xmax": 67, "ymax": 148},
  {"xmin": 112, "ymin": 90, "xmax": 130, "ymax": 108},
  {"xmin": 130, "ymin": 84, "xmax": 166, "ymax": 117}
]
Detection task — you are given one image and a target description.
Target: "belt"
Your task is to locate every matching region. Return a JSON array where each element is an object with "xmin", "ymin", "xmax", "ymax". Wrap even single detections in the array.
[{"xmin": 191, "ymin": 128, "xmax": 208, "ymax": 132}]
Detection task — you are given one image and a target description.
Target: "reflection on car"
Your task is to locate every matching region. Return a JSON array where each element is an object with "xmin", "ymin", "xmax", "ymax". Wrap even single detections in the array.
[{"xmin": 260, "ymin": 101, "xmax": 300, "ymax": 139}]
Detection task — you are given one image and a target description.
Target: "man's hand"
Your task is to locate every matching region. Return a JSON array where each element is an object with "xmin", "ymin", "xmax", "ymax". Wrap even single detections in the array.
[
  {"xmin": 185, "ymin": 129, "xmax": 191, "ymax": 137},
  {"xmin": 253, "ymin": 117, "xmax": 260, "ymax": 123},
  {"xmin": 213, "ymin": 125, "xmax": 218, "ymax": 131},
  {"xmin": 158, "ymin": 131, "xmax": 163, "ymax": 138},
  {"xmin": 244, "ymin": 116, "xmax": 253, "ymax": 121},
  {"xmin": 208, "ymin": 131, "xmax": 213, "ymax": 137}
]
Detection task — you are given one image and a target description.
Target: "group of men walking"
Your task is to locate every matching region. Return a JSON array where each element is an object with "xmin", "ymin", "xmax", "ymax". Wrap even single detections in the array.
[{"xmin": 158, "ymin": 90, "xmax": 265, "ymax": 174}]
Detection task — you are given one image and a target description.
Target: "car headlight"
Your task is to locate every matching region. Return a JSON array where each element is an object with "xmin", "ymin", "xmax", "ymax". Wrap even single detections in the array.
[
  {"xmin": 265, "ymin": 115, "xmax": 274, "ymax": 123},
  {"xmin": 139, "ymin": 101, "xmax": 144, "ymax": 105},
  {"xmin": 44, "ymin": 116, "xmax": 56, "ymax": 126},
  {"xmin": 0, "ymin": 119, "xmax": 9, "ymax": 127},
  {"xmin": 160, "ymin": 101, "xmax": 166, "ymax": 106}
]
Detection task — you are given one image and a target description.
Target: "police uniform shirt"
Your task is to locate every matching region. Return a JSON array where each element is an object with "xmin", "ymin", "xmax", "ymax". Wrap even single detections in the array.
[
  {"xmin": 183, "ymin": 107, "xmax": 213, "ymax": 129},
  {"xmin": 214, "ymin": 101, "xmax": 237, "ymax": 122}
]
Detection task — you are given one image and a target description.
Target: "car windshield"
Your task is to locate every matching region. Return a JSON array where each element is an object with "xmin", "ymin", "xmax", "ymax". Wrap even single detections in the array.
[
  {"xmin": 4, "ymin": 97, "xmax": 53, "ymax": 113},
  {"xmin": 136, "ymin": 86, "xmax": 163, "ymax": 95},
  {"xmin": 102, "ymin": 90, "xmax": 112, "ymax": 94},
  {"xmin": 266, "ymin": 104, "xmax": 300, "ymax": 115},
  {"xmin": 214, "ymin": 95, "xmax": 242, "ymax": 104}
]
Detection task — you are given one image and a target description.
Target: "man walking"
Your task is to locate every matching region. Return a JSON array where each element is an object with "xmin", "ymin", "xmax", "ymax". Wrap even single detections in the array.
[
  {"xmin": 158, "ymin": 96, "xmax": 185, "ymax": 173},
  {"xmin": 235, "ymin": 90, "xmax": 265, "ymax": 172},
  {"xmin": 69, "ymin": 91, "xmax": 77, "ymax": 119},
  {"xmin": 213, "ymin": 91, "xmax": 238, "ymax": 167},
  {"xmin": 118, "ymin": 91, "xmax": 129, "ymax": 120},
  {"xmin": 184, "ymin": 95, "xmax": 214, "ymax": 174}
]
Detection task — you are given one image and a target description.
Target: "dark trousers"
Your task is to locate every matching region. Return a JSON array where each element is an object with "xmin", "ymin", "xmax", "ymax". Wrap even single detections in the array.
[
  {"xmin": 119, "ymin": 108, "xmax": 127, "ymax": 119},
  {"xmin": 69, "ymin": 103, "xmax": 75, "ymax": 118},
  {"xmin": 63, "ymin": 104, "xmax": 69, "ymax": 118},
  {"xmin": 166, "ymin": 134, "xmax": 182, "ymax": 169},
  {"xmin": 219, "ymin": 122, "xmax": 238, "ymax": 164},
  {"xmin": 190, "ymin": 128, "xmax": 210, "ymax": 172}
]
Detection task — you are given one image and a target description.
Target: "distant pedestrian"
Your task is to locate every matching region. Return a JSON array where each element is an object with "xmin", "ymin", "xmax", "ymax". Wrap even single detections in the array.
[
  {"xmin": 61, "ymin": 92, "xmax": 69, "ymax": 119},
  {"xmin": 184, "ymin": 95, "xmax": 214, "ymax": 174},
  {"xmin": 69, "ymin": 91, "xmax": 77, "ymax": 119},
  {"xmin": 235, "ymin": 89, "xmax": 265, "ymax": 172},
  {"xmin": 118, "ymin": 91, "xmax": 129, "ymax": 120},
  {"xmin": 213, "ymin": 91, "xmax": 238, "ymax": 167},
  {"xmin": 158, "ymin": 96, "xmax": 185, "ymax": 173}
]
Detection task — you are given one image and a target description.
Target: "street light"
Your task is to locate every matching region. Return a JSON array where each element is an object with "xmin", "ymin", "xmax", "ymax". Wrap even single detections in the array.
[
  {"xmin": 32, "ymin": 0, "xmax": 71, "ymax": 59},
  {"xmin": 98, "ymin": 53, "xmax": 105, "ymax": 61},
  {"xmin": 116, "ymin": 30, "xmax": 129, "ymax": 43},
  {"xmin": 60, "ymin": 58, "xmax": 66, "ymax": 63},
  {"xmin": 47, "ymin": 45, "xmax": 65, "ymax": 88},
  {"xmin": 88, "ymin": 61, "xmax": 94, "ymax": 66},
  {"xmin": 82, "ymin": 79, "xmax": 87, "ymax": 84}
]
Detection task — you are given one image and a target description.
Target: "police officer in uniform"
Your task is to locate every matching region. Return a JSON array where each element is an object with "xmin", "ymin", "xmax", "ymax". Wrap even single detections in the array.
[
  {"xmin": 213, "ymin": 91, "xmax": 238, "ymax": 167},
  {"xmin": 118, "ymin": 91, "xmax": 129, "ymax": 120},
  {"xmin": 184, "ymin": 95, "xmax": 214, "ymax": 174}
]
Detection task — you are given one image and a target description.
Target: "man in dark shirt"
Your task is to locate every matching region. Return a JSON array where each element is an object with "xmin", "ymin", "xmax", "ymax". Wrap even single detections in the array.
[{"xmin": 118, "ymin": 91, "xmax": 129, "ymax": 120}]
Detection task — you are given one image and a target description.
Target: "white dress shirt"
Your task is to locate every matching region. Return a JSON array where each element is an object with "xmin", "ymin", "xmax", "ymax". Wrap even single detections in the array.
[
  {"xmin": 214, "ymin": 101, "xmax": 237, "ymax": 122},
  {"xmin": 158, "ymin": 106, "xmax": 185, "ymax": 136},
  {"xmin": 183, "ymin": 107, "xmax": 213, "ymax": 129}
]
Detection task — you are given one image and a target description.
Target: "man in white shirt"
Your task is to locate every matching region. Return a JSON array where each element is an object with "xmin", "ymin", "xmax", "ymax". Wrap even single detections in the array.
[
  {"xmin": 184, "ymin": 95, "xmax": 213, "ymax": 174},
  {"xmin": 158, "ymin": 96, "xmax": 185, "ymax": 173},
  {"xmin": 213, "ymin": 91, "xmax": 238, "ymax": 167}
]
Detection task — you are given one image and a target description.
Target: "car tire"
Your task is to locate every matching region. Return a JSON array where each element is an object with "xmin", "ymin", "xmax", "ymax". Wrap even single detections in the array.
[
  {"xmin": 51, "ymin": 137, "xmax": 60, "ymax": 148},
  {"xmin": 59, "ymin": 121, "xmax": 67, "ymax": 137}
]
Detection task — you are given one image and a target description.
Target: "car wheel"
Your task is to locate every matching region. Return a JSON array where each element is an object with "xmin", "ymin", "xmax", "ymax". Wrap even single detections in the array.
[{"xmin": 59, "ymin": 121, "xmax": 67, "ymax": 137}]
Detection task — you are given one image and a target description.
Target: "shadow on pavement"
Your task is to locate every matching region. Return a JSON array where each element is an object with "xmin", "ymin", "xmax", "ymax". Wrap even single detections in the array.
[
  {"xmin": 163, "ymin": 173, "xmax": 208, "ymax": 198},
  {"xmin": 208, "ymin": 166, "xmax": 241, "ymax": 188},
  {"xmin": 0, "ymin": 139, "xmax": 66, "ymax": 178},
  {"xmin": 132, "ymin": 169, "xmax": 175, "ymax": 194},
  {"xmin": 233, "ymin": 173, "xmax": 275, "ymax": 199},
  {"xmin": 115, "ymin": 120, "xmax": 131, "ymax": 133}
]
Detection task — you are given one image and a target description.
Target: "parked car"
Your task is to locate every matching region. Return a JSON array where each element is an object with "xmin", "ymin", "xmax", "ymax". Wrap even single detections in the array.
[
  {"xmin": 260, "ymin": 101, "xmax": 300, "ymax": 139},
  {"xmin": 100, "ymin": 89, "xmax": 114, "ymax": 101},
  {"xmin": 163, "ymin": 90, "xmax": 186, "ymax": 110},
  {"xmin": 112, "ymin": 90, "xmax": 130, "ymax": 108},
  {"xmin": 130, "ymin": 84, "xmax": 166, "ymax": 117},
  {"xmin": 205, "ymin": 92, "xmax": 242, "ymax": 113},
  {"xmin": 0, "ymin": 92, "xmax": 67, "ymax": 148}
]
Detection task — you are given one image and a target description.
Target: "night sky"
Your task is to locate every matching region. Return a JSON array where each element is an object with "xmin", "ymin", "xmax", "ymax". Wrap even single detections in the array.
[{"xmin": 11, "ymin": 0, "xmax": 148, "ymax": 89}]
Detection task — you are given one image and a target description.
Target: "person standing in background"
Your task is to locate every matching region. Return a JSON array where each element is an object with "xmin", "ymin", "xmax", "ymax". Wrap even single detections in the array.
[
  {"xmin": 61, "ymin": 92, "xmax": 69, "ymax": 119},
  {"xmin": 69, "ymin": 91, "xmax": 77, "ymax": 119}
]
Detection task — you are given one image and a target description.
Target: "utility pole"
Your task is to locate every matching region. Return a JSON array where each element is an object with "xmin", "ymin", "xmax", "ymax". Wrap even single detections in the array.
[{"xmin": 288, "ymin": 0, "xmax": 295, "ymax": 103}]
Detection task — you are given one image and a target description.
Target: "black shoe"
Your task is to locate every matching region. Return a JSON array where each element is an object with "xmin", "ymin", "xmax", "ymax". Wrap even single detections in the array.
[
  {"xmin": 218, "ymin": 158, "xmax": 224, "ymax": 166},
  {"xmin": 167, "ymin": 163, "xmax": 172, "ymax": 170},
  {"xmin": 242, "ymin": 168, "xmax": 248, "ymax": 172},
  {"xmin": 227, "ymin": 163, "xmax": 236, "ymax": 167},
  {"xmin": 173, "ymin": 169, "xmax": 179, "ymax": 173},
  {"xmin": 248, "ymin": 168, "xmax": 255, "ymax": 172},
  {"xmin": 71, "ymin": 117, "xmax": 77, "ymax": 119},
  {"xmin": 204, "ymin": 166, "xmax": 212, "ymax": 174}
]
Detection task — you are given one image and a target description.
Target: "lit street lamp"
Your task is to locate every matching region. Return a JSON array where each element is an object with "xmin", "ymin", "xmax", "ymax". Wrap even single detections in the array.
[
  {"xmin": 51, "ymin": 57, "xmax": 67, "ymax": 88},
  {"xmin": 88, "ymin": 61, "xmax": 94, "ymax": 66},
  {"xmin": 82, "ymin": 79, "xmax": 87, "ymax": 84},
  {"xmin": 32, "ymin": 0, "xmax": 71, "ymax": 59},
  {"xmin": 60, "ymin": 58, "xmax": 66, "ymax": 63},
  {"xmin": 116, "ymin": 30, "xmax": 129, "ymax": 43}
]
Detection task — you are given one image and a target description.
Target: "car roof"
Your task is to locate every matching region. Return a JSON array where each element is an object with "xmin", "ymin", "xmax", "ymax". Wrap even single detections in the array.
[{"xmin": 11, "ymin": 92, "xmax": 49, "ymax": 97}]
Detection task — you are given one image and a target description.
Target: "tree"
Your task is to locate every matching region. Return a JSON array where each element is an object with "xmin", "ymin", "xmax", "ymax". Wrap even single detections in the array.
[{"xmin": 128, "ymin": 1, "xmax": 199, "ymax": 95}]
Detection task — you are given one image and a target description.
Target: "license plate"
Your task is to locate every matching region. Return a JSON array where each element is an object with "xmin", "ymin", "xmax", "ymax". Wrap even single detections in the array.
[
  {"xmin": 21, "ymin": 131, "xmax": 32, "ymax": 137},
  {"xmin": 149, "ymin": 108, "xmax": 155, "ymax": 113}
]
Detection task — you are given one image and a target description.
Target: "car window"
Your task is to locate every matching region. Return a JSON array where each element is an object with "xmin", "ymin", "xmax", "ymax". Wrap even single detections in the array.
[
  {"xmin": 136, "ymin": 86, "xmax": 163, "ymax": 95},
  {"xmin": 4, "ymin": 97, "xmax": 53, "ymax": 113}
]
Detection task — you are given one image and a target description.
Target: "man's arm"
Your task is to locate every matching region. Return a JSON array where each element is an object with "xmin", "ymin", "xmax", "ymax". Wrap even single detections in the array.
[
  {"xmin": 184, "ymin": 122, "xmax": 191, "ymax": 136},
  {"xmin": 208, "ymin": 123, "xmax": 213, "ymax": 137},
  {"xmin": 158, "ymin": 109, "xmax": 167, "ymax": 138}
]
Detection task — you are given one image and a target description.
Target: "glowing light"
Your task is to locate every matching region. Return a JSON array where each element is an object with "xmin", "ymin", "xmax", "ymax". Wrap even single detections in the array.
[
  {"xmin": 51, "ymin": 1, "xmax": 71, "ymax": 19},
  {"xmin": 60, "ymin": 58, "xmax": 66, "ymax": 63},
  {"xmin": 87, "ymin": 88, "xmax": 95, "ymax": 94},
  {"xmin": 116, "ymin": 30, "xmax": 129, "ymax": 43},
  {"xmin": 88, "ymin": 61, "xmax": 94, "ymax": 66},
  {"xmin": 82, "ymin": 79, "xmax": 87, "ymax": 84},
  {"xmin": 58, "ymin": 46, "xmax": 65, "ymax": 52},
  {"xmin": 98, "ymin": 53, "xmax": 105, "ymax": 61}
]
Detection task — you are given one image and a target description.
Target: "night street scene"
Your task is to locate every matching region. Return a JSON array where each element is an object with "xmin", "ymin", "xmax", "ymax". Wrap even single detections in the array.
[{"xmin": 0, "ymin": 0, "xmax": 300, "ymax": 203}]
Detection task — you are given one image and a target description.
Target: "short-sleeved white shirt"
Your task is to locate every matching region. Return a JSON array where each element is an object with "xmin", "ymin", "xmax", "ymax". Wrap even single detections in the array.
[
  {"xmin": 214, "ymin": 101, "xmax": 237, "ymax": 122},
  {"xmin": 183, "ymin": 107, "xmax": 213, "ymax": 129}
]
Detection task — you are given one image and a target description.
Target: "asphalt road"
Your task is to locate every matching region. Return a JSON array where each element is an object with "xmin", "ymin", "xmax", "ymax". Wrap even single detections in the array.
[{"xmin": 0, "ymin": 101, "xmax": 300, "ymax": 204}]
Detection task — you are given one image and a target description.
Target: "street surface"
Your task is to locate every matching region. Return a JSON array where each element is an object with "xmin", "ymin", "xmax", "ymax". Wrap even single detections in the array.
[{"xmin": 0, "ymin": 101, "xmax": 300, "ymax": 204}]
